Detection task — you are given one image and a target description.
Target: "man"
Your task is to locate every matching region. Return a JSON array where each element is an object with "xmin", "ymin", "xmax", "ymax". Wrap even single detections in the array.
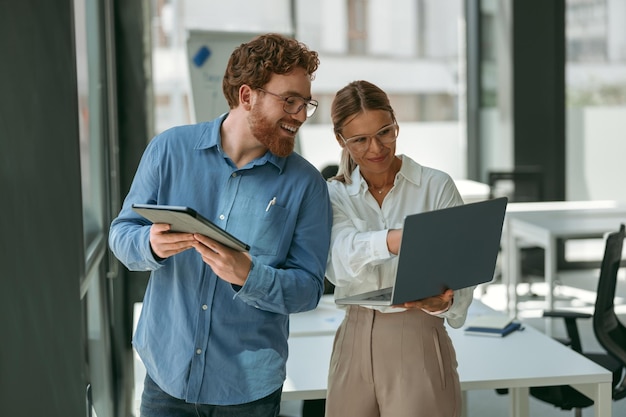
[{"xmin": 109, "ymin": 33, "xmax": 332, "ymax": 417}]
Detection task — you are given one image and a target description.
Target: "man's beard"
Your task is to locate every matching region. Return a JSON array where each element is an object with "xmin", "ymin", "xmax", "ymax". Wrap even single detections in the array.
[{"xmin": 248, "ymin": 106, "xmax": 296, "ymax": 157}]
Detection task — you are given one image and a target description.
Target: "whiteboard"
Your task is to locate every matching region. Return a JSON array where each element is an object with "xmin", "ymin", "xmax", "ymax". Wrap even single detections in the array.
[
  {"xmin": 186, "ymin": 30, "xmax": 266, "ymax": 122},
  {"xmin": 187, "ymin": 30, "xmax": 309, "ymax": 123}
]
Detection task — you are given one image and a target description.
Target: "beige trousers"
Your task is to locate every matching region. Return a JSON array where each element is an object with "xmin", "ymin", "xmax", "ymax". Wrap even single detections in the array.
[{"xmin": 325, "ymin": 305, "xmax": 462, "ymax": 417}]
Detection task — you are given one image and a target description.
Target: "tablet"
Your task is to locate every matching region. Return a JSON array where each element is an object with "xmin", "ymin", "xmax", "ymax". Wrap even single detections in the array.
[{"xmin": 131, "ymin": 203, "xmax": 250, "ymax": 252}]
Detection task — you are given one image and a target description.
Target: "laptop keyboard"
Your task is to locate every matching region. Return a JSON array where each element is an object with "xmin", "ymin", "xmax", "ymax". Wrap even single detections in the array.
[{"xmin": 364, "ymin": 291, "xmax": 391, "ymax": 301}]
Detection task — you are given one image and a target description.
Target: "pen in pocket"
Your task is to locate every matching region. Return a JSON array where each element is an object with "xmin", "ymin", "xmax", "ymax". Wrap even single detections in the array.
[{"xmin": 265, "ymin": 197, "xmax": 277, "ymax": 212}]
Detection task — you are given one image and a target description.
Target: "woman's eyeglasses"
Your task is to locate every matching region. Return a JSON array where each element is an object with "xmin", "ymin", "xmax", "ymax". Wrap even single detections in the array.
[
  {"xmin": 337, "ymin": 123, "xmax": 399, "ymax": 154},
  {"xmin": 257, "ymin": 88, "xmax": 318, "ymax": 118}
]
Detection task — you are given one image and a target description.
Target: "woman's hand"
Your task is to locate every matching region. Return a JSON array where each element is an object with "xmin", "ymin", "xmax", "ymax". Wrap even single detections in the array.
[
  {"xmin": 386, "ymin": 229, "xmax": 403, "ymax": 255},
  {"xmin": 395, "ymin": 288, "xmax": 454, "ymax": 313}
]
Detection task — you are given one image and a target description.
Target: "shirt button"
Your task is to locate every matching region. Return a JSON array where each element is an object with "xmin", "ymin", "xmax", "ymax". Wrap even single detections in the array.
[
  {"xmin": 196, "ymin": 349, "xmax": 202, "ymax": 355},
  {"xmin": 219, "ymin": 214, "xmax": 225, "ymax": 220},
  {"xmin": 202, "ymin": 304, "xmax": 208, "ymax": 310},
  {"xmin": 231, "ymin": 172, "xmax": 237, "ymax": 178}
]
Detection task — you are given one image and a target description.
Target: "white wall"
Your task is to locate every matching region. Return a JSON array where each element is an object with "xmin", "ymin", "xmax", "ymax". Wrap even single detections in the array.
[
  {"xmin": 566, "ymin": 106, "xmax": 626, "ymax": 202},
  {"xmin": 312, "ymin": 55, "xmax": 457, "ymax": 95},
  {"xmin": 368, "ymin": 0, "xmax": 418, "ymax": 57},
  {"xmin": 184, "ymin": 0, "xmax": 292, "ymax": 33},
  {"xmin": 480, "ymin": 107, "xmax": 514, "ymax": 179},
  {"xmin": 422, "ymin": 0, "xmax": 462, "ymax": 59},
  {"xmin": 607, "ymin": 0, "xmax": 626, "ymax": 62}
]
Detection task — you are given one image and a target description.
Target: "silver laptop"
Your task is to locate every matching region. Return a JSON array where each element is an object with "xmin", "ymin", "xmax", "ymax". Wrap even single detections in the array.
[{"xmin": 335, "ymin": 197, "xmax": 508, "ymax": 306}]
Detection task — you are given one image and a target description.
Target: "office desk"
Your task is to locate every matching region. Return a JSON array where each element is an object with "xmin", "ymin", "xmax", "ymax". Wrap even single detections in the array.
[
  {"xmin": 502, "ymin": 201, "xmax": 626, "ymax": 319},
  {"xmin": 284, "ymin": 298, "xmax": 613, "ymax": 417},
  {"xmin": 288, "ymin": 297, "xmax": 343, "ymax": 337},
  {"xmin": 454, "ymin": 179, "xmax": 491, "ymax": 204},
  {"xmin": 451, "ymin": 325, "xmax": 611, "ymax": 417}
]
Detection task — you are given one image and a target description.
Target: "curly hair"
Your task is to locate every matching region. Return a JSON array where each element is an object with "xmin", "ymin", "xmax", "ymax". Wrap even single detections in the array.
[
  {"xmin": 222, "ymin": 33, "xmax": 320, "ymax": 109},
  {"xmin": 331, "ymin": 80, "xmax": 396, "ymax": 184}
]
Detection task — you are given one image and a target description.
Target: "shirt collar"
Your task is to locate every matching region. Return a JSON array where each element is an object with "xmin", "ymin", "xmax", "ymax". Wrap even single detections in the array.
[
  {"xmin": 193, "ymin": 112, "xmax": 286, "ymax": 173},
  {"xmin": 399, "ymin": 154, "xmax": 422, "ymax": 187}
]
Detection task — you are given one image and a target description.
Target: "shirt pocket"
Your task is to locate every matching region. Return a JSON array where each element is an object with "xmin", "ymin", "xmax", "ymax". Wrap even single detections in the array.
[{"xmin": 236, "ymin": 196, "xmax": 288, "ymax": 257}]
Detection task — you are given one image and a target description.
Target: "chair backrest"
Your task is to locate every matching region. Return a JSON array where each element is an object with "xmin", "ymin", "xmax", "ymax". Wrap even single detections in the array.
[
  {"xmin": 487, "ymin": 167, "xmax": 544, "ymax": 202},
  {"xmin": 593, "ymin": 224, "xmax": 626, "ymax": 367}
]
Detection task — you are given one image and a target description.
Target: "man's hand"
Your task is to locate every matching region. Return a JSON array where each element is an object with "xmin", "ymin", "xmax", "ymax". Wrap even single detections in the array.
[
  {"xmin": 149, "ymin": 223, "xmax": 196, "ymax": 259},
  {"xmin": 192, "ymin": 234, "xmax": 252, "ymax": 286}
]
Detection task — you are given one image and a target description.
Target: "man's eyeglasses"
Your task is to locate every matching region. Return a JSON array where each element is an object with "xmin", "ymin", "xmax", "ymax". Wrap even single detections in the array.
[
  {"xmin": 337, "ymin": 123, "xmax": 399, "ymax": 154},
  {"xmin": 257, "ymin": 88, "xmax": 319, "ymax": 118}
]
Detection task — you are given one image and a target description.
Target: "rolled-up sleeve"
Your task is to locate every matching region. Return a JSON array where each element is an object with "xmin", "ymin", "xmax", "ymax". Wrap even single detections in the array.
[{"xmin": 437, "ymin": 286, "xmax": 475, "ymax": 328}]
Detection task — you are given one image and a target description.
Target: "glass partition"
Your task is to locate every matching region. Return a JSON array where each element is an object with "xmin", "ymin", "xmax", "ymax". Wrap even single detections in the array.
[{"xmin": 565, "ymin": 0, "xmax": 626, "ymax": 202}]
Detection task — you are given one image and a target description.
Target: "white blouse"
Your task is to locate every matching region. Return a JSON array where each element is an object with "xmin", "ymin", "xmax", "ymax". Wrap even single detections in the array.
[{"xmin": 326, "ymin": 155, "xmax": 474, "ymax": 328}]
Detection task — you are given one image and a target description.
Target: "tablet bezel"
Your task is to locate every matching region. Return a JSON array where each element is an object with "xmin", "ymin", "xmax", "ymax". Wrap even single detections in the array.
[{"xmin": 131, "ymin": 203, "xmax": 250, "ymax": 252}]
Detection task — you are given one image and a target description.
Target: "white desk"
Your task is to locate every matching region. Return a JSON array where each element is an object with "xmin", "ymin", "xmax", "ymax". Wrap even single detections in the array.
[
  {"xmin": 288, "ymin": 297, "xmax": 344, "ymax": 337},
  {"xmin": 454, "ymin": 179, "xmax": 491, "ymax": 204},
  {"xmin": 284, "ymin": 297, "xmax": 613, "ymax": 417},
  {"xmin": 502, "ymin": 201, "xmax": 626, "ymax": 320}
]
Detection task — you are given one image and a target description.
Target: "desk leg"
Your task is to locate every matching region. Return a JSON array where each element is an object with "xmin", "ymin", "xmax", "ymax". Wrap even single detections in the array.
[
  {"xmin": 505, "ymin": 228, "xmax": 520, "ymax": 318},
  {"xmin": 545, "ymin": 236, "xmax": 557, "ymax": 337},
  {"xmin": 575, "ymin": 381, "xmax": 612, "ymax": 417},
  {"xmin": 594, "ymin": 382, "xmax": 612, "ymax": 417},
  {"xmin": 509, "ymin": 387, "xmax": 529, "ymax": 417}
]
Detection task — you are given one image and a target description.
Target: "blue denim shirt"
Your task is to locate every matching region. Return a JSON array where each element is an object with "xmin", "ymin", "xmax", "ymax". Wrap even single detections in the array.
[{"xmin": 109, "ymin": 113, "xmax": 332, "ymax": 405}]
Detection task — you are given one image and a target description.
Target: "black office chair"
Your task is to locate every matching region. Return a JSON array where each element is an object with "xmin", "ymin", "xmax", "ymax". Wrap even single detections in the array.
[
  {"xmin": 528, "ymin": 224, "xmax": 626, "ymax": 417},
  {"xmin": 487, "ymin": 167, "xmax": 544, "ymax": 203},
  {"xmin": 321, "ymin": 164, "xmax": 339, "ymax": 181},
  {"xmin": 487, "ymin": 167, "xmax": 545, "ymax": 294}
]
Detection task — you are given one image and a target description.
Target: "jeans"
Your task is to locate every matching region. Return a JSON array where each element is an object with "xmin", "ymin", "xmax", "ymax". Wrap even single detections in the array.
[{"xmin": 140, "ymin": 374, "xmax": 282, "ymax": 417}]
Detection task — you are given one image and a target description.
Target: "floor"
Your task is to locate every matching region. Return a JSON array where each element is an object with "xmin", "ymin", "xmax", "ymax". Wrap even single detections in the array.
[{"xmin": 132, "ymin": 268, "xmax": 626, "ymax": 417}]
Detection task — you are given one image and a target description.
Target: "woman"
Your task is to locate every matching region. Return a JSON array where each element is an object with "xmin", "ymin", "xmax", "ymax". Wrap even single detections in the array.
[{"xmin": 324, "ymin": 80, "xmax": 474, "ymax": 417}]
